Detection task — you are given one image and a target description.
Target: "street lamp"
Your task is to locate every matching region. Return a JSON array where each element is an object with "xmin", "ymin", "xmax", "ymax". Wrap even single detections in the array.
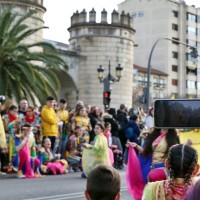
[
  {"xmin": 97, "ymin": 60, "xmax": 123, "ymax": 109},
  {"xmin": 146, "ymin": 37, "xmax": 198, "ymax": 111}
]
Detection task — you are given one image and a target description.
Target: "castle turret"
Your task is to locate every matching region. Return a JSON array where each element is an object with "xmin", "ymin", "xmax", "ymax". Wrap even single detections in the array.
[
  {"xmin": 101, "ymin": 9, "xmax": 107, "ymax": 24},
  {"xmin": 89, "ymin": 8, "xmax": 96, "ymax": 23},
  {"xmin": 80, "ymin": 9, "xmax": 87, "ymax": 23},
  {"xmin": 68, "ymin": 9, "xmax": 135, "ymax": 108},
  {"xmin": 111, "ymin": 9, "xmax": 120, "ymax": 24}
]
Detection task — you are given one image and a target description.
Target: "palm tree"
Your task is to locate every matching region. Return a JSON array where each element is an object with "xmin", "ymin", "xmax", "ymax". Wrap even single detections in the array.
[{"xmin": 0, "ymin": 7, "xmax": 68, "ymax": 105}]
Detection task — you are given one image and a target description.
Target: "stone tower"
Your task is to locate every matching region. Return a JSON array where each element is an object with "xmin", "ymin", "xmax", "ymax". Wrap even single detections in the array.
[
  {"xmin": 0, "ymin": 0, "xmax": 46, "ymax": 49},
  {"xmin": 68, "ymin": 8, "xmax": 135, "ymax": 109}
]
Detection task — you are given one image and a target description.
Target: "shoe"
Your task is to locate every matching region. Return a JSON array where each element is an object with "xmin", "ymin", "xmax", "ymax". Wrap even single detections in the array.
[
  {"xmin": 17, "ymin": 170, "xmax": 25, "ymax": 179},
  {"xmin": 81, "ymin": 172, "xmax": 87, "ymax": 178},
  {"xmin": 64, "ymin": 169, "xmax": 69, "ymax": 174},
  {"xmin": 69, "ymin": 167, "xmax": 75, "ymax": 173},
  {"xmin": 73, "ymin": 167, "xmax": 81, "ymax": 172},
  {"xmin": 0, "ymin": 171, "xmax": 6, "ymax": 176}
]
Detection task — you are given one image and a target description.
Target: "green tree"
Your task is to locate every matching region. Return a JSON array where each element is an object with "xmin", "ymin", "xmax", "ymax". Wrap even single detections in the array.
[{"xmin": 0, "ymin": 7, "xmax": 68, "ymax": 105}]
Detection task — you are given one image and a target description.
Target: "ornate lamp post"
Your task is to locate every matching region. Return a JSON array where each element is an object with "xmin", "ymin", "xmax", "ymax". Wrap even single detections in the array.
[{"xmin": 97, "ymin": 60, "xmax": 123, "ymax": 110}]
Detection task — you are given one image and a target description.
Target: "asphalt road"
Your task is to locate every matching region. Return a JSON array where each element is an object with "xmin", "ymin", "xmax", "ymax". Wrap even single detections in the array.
[{"xmin": 0, "ymin": 169, "xmax": 133, "ymax": 200}]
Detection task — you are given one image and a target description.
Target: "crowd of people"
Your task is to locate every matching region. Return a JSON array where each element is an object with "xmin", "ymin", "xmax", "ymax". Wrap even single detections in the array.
[
  {"xmin": 1, "ymin": 96, "xmax": 200, "ymax": 200},
  {"xmin": 0, "ymin": 96, "xmax": 149, "ymax": 178}
]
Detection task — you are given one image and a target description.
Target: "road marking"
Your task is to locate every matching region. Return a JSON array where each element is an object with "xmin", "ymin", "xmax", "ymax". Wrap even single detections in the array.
[{"xmin": 23, "ymin": 187, "xmax": 127, "ymax": 200}]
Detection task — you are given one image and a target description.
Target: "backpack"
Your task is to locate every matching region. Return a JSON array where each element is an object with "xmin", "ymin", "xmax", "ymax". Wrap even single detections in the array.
[{"xmin": 125, "ymin": 127, "xmax": 134, "ymax": 139}]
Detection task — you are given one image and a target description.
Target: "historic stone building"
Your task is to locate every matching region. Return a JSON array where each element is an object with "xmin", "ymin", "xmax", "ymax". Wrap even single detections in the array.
[
  {"xmin": 66, "ymin": 9, "xmax": 135, "ymax": 108},
  {"xmin": 0, "ymin": 1, "xmax": 136, "ymax": 109}
]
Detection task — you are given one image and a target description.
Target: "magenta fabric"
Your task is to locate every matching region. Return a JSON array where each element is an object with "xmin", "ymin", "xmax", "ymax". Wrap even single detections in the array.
[
  {"xmin": 109, "ymin": 148, "xmax": 114, "ymax": 165},
  {"xmin": 47, "ymin": 162, "xmax": 64, "ymax": 175},
  {"xmin": 19, "ymin": 143, "xmax": 39, "ymax": 178},
  {"xmin": 126, "ymin": 147, "xmax": 145, "ymax": 200},
  {"xmin": 148, "ymin": 168, "xmax": 167, "ymax": 182}
]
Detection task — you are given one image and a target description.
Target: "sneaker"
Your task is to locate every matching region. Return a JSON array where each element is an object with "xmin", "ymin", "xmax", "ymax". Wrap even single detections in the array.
[
  {"xmin": 0, "ymin": 171, "xmax": 6, "ymax": 176},
  {"xmin": 73, "ymin": 167, "xmax": 81, "ymax": 172},
  {"xmin": 69, "ymin": 167, "xmax": 75, "ymax": 173},
  {"xmin": 64, "ymin": 169, "xmax": 69, "ymax": 174},
  {"xmin": 17, "ymin": 170, "xmax": 25, "ymax": 179}
]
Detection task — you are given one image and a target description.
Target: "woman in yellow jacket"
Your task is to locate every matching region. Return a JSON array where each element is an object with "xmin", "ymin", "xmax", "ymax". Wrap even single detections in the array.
[
  {"xmin": 71, "ymin": 105, "xmax": 92, "ymax": 134},
  {"xmin": 41, "ymin": 96, "xmax": 59, "ymax": 152}
]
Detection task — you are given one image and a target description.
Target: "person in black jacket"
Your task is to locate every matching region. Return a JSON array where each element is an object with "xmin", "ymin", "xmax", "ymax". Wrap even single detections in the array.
[
  {"xmin": 88, "ymin": 106, "xmax": 101, "ymax": 142},
  {"xmin": 116, "ymin": 104, "xmax": 128, "ymax": 153}
]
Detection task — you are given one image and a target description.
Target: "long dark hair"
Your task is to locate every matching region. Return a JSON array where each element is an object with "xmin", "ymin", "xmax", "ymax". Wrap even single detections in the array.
[
  {"xmin": 143, "ymin": 128, "xmax": 180, "ymax": 157},
  {"xmin": 168, "ymin": 144, "xmax": 198, "ymax": 185}
]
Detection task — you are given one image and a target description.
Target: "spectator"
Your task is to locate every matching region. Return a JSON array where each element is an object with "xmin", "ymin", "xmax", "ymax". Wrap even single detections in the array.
[
  {"xmin": 0, "ymin": 99, "xmax": 15, "ymax": 116},
  {"xmin": 2, "ymin": 105, "xmax": 21, "ymax": 172},
  {"xmin": 38, "ymin": 137, "xmax": 68, "ymax": 175},
  {"xmin": 41, "ymin": 96, "xmax": 59, "ymax": 152},
  {"xmin": 57, "ymin": 99, "xmax": 69, "ymax": 159},
  {"xmin": 66, "ymin": 128, "xmax": 81, "ymax": 173},
  {"xmin": 21, "ymin": 106, "xmax": 41, "ymax": 149},
  {"xmin": 142, "ymin": 144, "xmax": 199, "ymax": 200},
  {"xmin": 71, "ymin": 105, "xmax": 91, "ymax": 133},
  {"xmin": 145, "ymin": 107, "xmax": 154, "ymax": 131},
  {"xmin": 116, "ymin": 104, "xmax": 128, "ymax": 152},
  {"xmin": 126, "ymin": 115, "xmax": 141, "ymax": 143},
  {"xmin": 85, "ymin": 164, "xmax": 121, "ymax": 200},
  {"xmin": 88, "ymin": 106, "xmax": 101, "ymax": 142},
  {"xmin": 103, "ymin": 122, "xmax": 112, "ymax": 148},
  {"xmin": 18, "ymin": 99, "xmax": 28, "ymax": 117},
  {"xmin": 85, "ymin": 104, "xmax": 91, "ymax": 115}
]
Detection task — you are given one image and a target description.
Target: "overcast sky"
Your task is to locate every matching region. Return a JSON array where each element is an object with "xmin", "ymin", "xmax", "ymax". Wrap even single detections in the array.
[{"xmin": 43, "ymin": 0, "xmax": 200, "ymax": 44}]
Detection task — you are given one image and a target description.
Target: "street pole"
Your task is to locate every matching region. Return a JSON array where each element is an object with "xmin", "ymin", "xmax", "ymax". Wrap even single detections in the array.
[
  {"xmin": 146, "ymin": 37, "xmax": 197, "ymax": 111},
  {"xmin": 104, "ymin": 60, "xmax": 111, "ymax": 92}
]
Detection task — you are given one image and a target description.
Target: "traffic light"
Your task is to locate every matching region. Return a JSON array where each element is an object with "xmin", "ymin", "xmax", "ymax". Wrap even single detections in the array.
[
  {"xmin": 190, "ymin": 47, "xmax": 198, "ymax": 59},
  {"xmin": 103, "ymin": 91, "xmax": 111, "ymax": 108}
]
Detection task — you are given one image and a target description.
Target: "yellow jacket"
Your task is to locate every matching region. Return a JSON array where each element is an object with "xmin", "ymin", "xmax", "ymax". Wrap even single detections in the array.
[
  {"xmin": 41, "ymin": 105, "xmax": 59, "ymax": 137},
  {"xmin": 57, "ymin": 109, "xmax": 69, "ymax": 124}
]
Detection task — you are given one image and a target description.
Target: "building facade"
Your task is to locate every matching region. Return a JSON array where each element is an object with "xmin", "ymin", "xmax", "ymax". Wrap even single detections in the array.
[
  {"xmin": 133, "ymin": 64, "xmax": 168, "ymax": 108},
  {"xmin": 66, "ymin": 9, "xmax": 135, "ymax": 108},
  {"xmin": 119, "ymin": 0, "xmax": 200, "ymax": 101}
]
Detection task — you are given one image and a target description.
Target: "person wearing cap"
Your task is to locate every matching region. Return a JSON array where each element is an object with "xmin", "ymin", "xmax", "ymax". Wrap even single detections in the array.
[{"xmin": 41, "ymin": 96, "xmax": 59, "ymax": 152}]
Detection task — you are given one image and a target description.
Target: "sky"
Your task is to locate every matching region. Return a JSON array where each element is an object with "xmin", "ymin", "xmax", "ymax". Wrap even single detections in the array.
[{"xmin": 43, "ymin": 0, "xmax": 200, "ymax": 44}]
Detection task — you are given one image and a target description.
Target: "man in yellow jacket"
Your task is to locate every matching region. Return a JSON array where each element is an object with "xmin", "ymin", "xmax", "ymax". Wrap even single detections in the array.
[{"xmin": 41, "ymin": 96, "xmax": 59, "ymax": 151}]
